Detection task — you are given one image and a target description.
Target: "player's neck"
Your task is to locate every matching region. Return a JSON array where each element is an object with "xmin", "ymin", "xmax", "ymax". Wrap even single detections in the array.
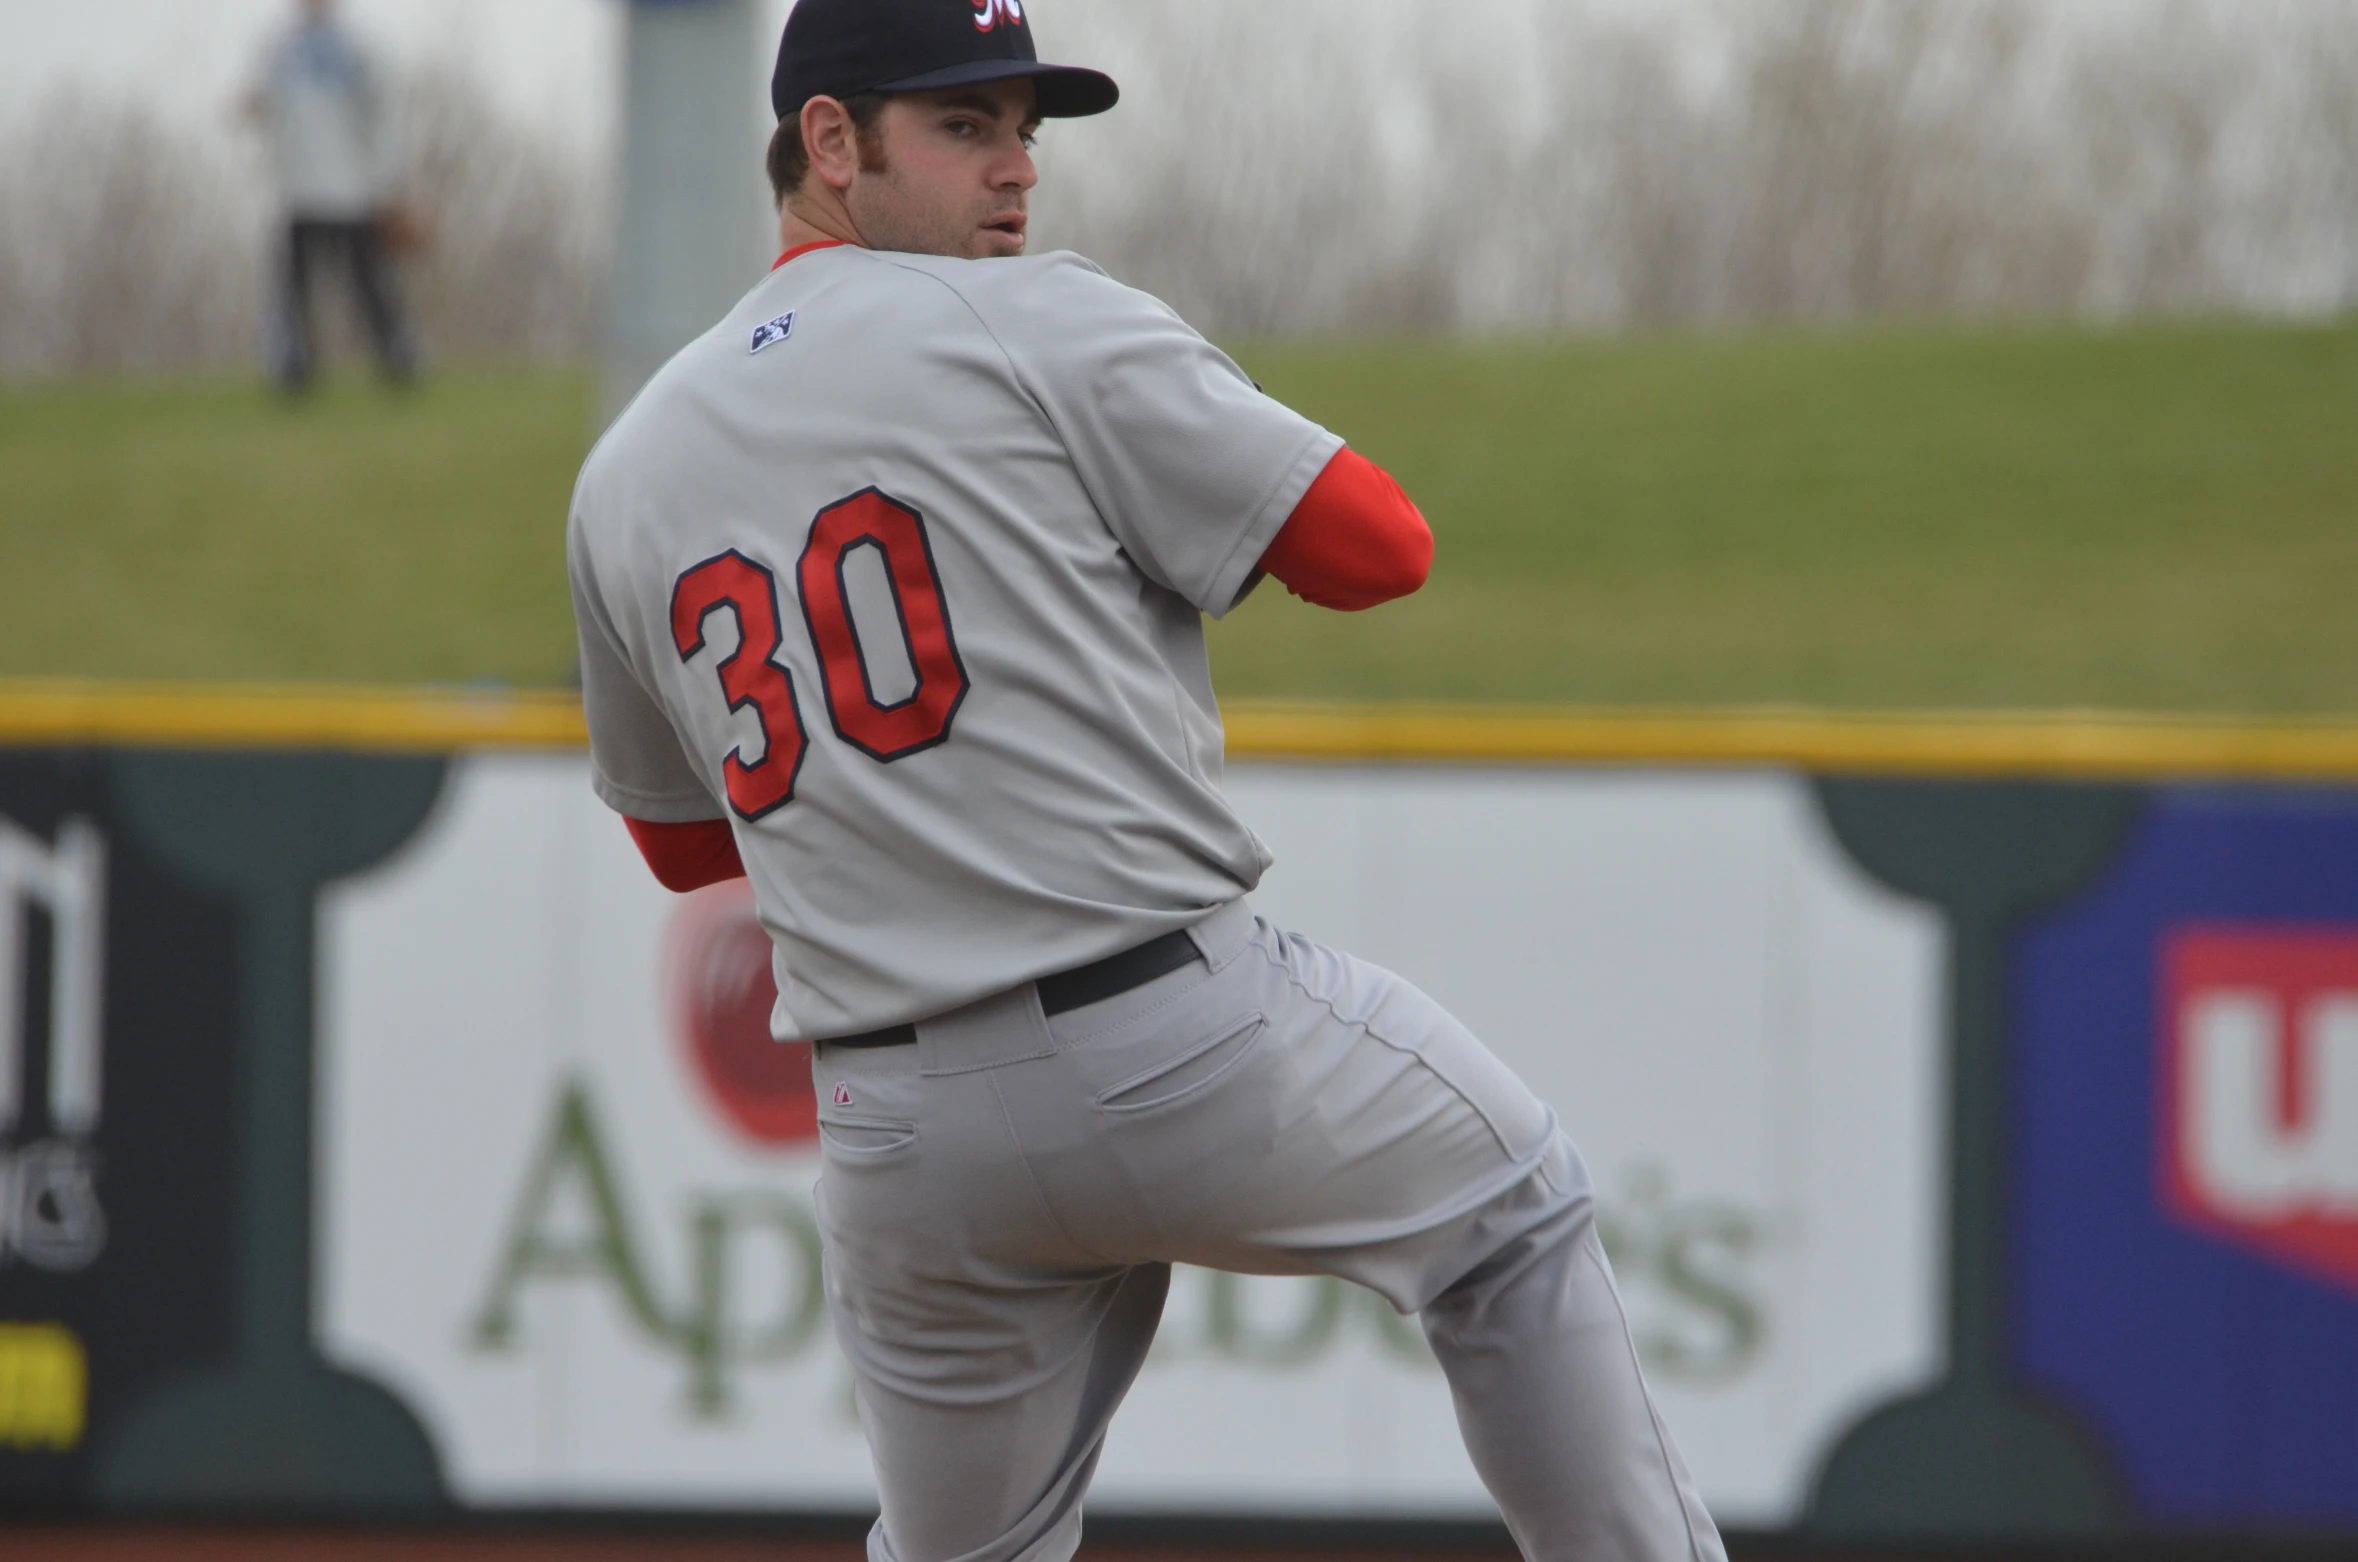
[{"xmin": 780, "ymin": 200, "xmax": 863, "ymax": 256}]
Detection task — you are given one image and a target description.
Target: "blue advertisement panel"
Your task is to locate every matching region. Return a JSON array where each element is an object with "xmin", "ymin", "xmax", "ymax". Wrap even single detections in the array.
[{"xmin": 2014, "ymin": 786, "xmax": 2358, "ymax": 1528}]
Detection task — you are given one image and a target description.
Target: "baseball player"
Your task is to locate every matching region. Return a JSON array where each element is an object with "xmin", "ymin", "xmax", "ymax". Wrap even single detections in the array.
[
  {"xmin": 240, "ymin": 0, "xmax": 418, "ymax": 392},
  {"xmin": 568, "ymin": 2, "xmax": 1727, "ymax": 1559}
]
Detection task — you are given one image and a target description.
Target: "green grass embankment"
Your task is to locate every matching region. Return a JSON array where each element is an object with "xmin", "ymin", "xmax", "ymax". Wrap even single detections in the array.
[
  {"xmin": 1227, "ymin": 322, "xmax": 2358, "ymax": 713},
  {"xmin": 1, "ymin": 320, "xmax": 2352, "ymax": 713},
  {"xmin": 0, "ymin": 372, "xmax": 593, "ymax": 688}
]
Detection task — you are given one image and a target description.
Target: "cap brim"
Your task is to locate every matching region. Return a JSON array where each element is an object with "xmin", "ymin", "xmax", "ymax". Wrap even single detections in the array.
[{"xmin": 871, "ymin": 59, "xmax": 1119, "ymax": 118}]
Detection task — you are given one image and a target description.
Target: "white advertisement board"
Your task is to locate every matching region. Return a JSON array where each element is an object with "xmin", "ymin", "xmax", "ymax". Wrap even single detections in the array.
[{"xmin": 319, "ymin": 756, "xmax": 1944, "ymax": 1526}]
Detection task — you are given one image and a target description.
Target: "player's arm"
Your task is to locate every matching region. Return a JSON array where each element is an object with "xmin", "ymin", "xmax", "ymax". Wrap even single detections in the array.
[
  {"xmin": 1255, "ymin": 447, "xmax": 1433, "ymax": 612},
  {"xmin": 571, "ymin": 506, "xmax": 744, "ymax": 895},
  {"xmin": 622, "ymin": 817, "xmax": 747, "ymax": 894}
]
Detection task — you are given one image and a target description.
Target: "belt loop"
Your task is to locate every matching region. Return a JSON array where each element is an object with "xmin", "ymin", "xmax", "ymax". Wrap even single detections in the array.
[
  {"xmin": 916, "ymin": 981, "xmax": 1055, "ymax": 1077},
  {"xmin": 1185, "ymin": 898, "xmax": 1256, "ymax": 973}
]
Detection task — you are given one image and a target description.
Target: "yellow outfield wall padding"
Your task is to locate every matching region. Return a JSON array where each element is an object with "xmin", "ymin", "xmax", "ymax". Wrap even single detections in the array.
[
  {"xmin": 1218, "ymin": 701, "xmax": 2358, "ymax": 780},
  {"xmin": 3, "ymin": 680, "xmax": 2358, "ymax": 781},
  {"xmin": 0, "ymin": 680, "xmax": 591, "ymax": 754}
]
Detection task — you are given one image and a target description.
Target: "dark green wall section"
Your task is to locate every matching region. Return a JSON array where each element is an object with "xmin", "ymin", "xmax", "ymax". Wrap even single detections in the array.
[
  {"xmin": 1805, "ymin": 780, "xmax": 2141, "ymax": 1542},
  {"xmin": 0, "ymin": 756, "xmax": 240, "ymax": 1511},
  {"xmin": 90, "ymin": 752, "xmax": 450, "ymax": 1514}
]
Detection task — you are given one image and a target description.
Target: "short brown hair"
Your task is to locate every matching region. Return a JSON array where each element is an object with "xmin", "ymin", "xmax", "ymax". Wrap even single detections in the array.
[{"xmin": 766, "ymin": 93, "xmax": 891, "ymax": 207}]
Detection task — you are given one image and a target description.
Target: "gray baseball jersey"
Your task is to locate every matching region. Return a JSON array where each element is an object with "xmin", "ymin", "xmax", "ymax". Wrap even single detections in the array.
[
  {"xmin": 574, "ymin": 239, "xmax": 1727, "ymax": 1562},
  {"xmin": 569, "ymin": 243, "xmax": 1343, "ymax": 1041}
]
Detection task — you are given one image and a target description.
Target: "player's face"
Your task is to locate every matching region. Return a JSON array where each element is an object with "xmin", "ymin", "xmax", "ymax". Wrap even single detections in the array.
[{"xmin": 849, "ymin": 82, "xmax": 1042, "ymax": 260}]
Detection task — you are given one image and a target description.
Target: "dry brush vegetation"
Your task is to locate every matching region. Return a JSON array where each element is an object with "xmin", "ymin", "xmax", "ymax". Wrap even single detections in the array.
[
  {"xmin": 1035, "ymin": 0, "xmax": 2358, "ymax": 335},
  {"xmin": 0, "ymin": 64, "xmax": 606, "ymax": 379},
  {"xmin": 1, "ymin": 0, "xmax": 2355, "ymax": 376}
]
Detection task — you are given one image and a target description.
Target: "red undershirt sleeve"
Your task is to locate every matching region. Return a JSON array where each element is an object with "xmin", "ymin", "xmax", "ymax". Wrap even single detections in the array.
[
  {"xmin": 624, "ymin": 816, "xmax": 747, "ymax": 894},
  {"xmin": 1255, "ymin": 447, "xmax": 1435, "ymax": 612}
]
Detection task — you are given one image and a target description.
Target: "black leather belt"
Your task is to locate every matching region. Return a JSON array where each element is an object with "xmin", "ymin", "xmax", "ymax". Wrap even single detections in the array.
[{"xmin": 818, "ymin": 929, "xmax": 1203, "ymax": 1050}]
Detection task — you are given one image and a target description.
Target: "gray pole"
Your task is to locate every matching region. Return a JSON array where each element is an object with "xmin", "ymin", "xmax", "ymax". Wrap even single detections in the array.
[{"xmin": 605, "ymin": 0, "xmax": 774, "ymax": 419}]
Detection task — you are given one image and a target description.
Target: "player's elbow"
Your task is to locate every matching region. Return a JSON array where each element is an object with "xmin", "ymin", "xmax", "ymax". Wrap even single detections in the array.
[
  {"xmin": 1264, "ymin": 447, "xmax": 1436, "ymax": 612},
  {"xmin": 1360, "ymin": 518, "xmax": 1435, "ymax": 607},
  {"xmin": 1303, "ymin": 518, "xmax": 1433, "ymax": 613}
]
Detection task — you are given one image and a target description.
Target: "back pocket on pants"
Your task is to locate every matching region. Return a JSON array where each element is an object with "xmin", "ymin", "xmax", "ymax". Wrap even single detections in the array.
[
  {"xmin": 1096, "ymin": 1015, "xmax": 1266, "ymax": 1116},
  {"xmin": 819, "ymin": 1115, "xmax": 918, "ymax": 1156}
]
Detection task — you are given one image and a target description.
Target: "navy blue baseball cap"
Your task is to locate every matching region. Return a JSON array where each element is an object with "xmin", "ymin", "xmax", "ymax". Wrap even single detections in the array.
[{"xmin": 772, "ymin": 0, "xmax": 1119, "ymax": 122}]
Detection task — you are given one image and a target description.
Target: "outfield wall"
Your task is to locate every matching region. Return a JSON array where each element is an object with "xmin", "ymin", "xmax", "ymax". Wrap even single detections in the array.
[{"xmin": 2, "ymin": 686, "xmax": 2356, "ymax": 1543}]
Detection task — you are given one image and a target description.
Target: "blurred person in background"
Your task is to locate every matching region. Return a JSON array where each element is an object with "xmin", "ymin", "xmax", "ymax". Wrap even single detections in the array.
[{"xmin": 241, "ymin": 0, "xmax": 421, "ymax": 393}]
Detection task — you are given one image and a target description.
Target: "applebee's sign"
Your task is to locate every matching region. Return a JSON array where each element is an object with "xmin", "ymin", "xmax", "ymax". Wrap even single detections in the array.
[{"xmin": 467, "ymin": 881, "xmax": 1774, "ymax": 1419}]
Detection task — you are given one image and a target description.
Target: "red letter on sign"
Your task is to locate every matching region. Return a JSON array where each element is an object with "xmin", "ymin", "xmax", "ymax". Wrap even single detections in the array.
[
  {"xmin": 671, "ymin": 551, "xmax": 810, "ymax": 820},
  {"xmin": 799, "ymin": 489, "xmax": 970, "ymax": 762}
]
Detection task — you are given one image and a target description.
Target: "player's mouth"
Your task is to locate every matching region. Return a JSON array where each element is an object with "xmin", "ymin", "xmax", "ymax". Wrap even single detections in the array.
[{"xmin": 984, "ymin": 213, "xmax": 1028, "ymax": 244}]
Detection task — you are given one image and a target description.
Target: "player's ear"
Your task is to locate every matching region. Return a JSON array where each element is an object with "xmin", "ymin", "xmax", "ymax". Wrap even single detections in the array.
[{"xmin": 802, "ymin": 95, "xmax": 862, "ymax": 194}]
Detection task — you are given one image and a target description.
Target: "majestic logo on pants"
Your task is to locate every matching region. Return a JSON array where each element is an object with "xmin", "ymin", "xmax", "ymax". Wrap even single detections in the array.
[
  {"xmin": 973, "ymin": 0, "xmax": 1025, "ymax": 32},
  {"xmin": 2163, "ymin": 926, "xmax": 2358, "ymax": 1291},
  {"xmin": 0, "ymin": 815, "xmax": 108, "ymax": 1271}
]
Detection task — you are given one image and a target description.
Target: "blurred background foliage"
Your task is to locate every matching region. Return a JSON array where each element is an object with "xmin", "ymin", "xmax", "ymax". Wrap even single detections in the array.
[
  {"xmin": 0, "ymin": 0, "xmax": 2352, "ymax": 711},
  {"xmin": 0, "ymin": 63, "xmax": 605, "ymax": 377}
]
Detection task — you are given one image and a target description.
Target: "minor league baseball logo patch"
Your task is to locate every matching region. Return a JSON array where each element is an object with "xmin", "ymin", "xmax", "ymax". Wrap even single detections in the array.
[
  {"xmin": 973, "ymin": 0, "xmax": 1024, "ymax": 32},
  {"xmin": 749, "ymin": 312, "xmax": 797, "ymax": 355}
]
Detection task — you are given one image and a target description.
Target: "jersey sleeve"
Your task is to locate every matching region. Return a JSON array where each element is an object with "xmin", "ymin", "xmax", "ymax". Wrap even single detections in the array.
[
  {"xmin": 568, "ymin": 515, "xmax": 726, "ymax": 824},
  {"xmin": 969, "ymin": 255, "xmax": 1345, "ymax": 618}
]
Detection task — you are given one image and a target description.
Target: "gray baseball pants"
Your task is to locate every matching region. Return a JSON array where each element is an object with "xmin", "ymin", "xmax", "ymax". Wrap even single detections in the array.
[{"xmin": 811, "ymin": 899, "xmax": 1726, "ymax": 1562}]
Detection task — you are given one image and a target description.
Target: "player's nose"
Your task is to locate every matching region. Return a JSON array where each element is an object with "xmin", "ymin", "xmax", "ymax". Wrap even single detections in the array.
[{"xmin": 997, "ymin": 141, "xmax": 1040, "ymax": 193}]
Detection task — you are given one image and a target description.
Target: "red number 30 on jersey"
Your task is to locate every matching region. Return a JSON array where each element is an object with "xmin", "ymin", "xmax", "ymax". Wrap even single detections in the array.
[{"xmin": 670, "ymin": 489, "xmax": 970, "ymax": 821}]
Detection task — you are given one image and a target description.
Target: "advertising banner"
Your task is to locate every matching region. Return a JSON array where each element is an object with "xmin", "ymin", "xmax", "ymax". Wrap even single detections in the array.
[
  {"xmin": 317, "ymin": 756, "xmax": 1946, "ymax": 1526},
  {"xmin": 2015, "ymin": 785, "xmax": 2358, "ymax": 1527},
  {"xmin": 0, "ymin": 756, "xmax": 242, "ymax": 1508},
  {"xmin": 0, "ymin": 750, "xmax": 450, "ymax": 1515}
]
